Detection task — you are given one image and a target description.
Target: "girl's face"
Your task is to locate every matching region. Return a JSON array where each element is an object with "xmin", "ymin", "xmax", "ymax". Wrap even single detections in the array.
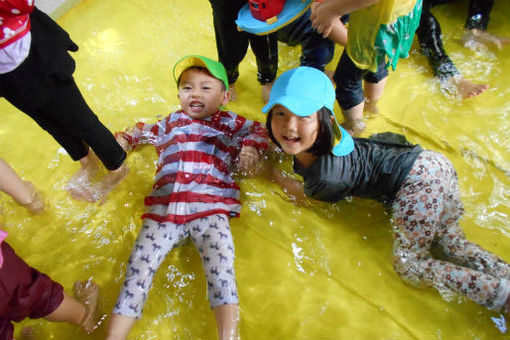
[{"xmin": 270, "ymin": 105, "xmax": 319, "ymax": 163}]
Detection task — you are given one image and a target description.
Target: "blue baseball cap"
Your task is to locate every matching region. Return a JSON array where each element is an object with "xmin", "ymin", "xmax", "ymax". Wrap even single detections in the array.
[{"xmin": 262, "ymin": 66, "xmax": 354, "ymax": 156}]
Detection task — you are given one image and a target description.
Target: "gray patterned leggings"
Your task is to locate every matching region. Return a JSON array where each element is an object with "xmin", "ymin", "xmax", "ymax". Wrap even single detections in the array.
[
  {"xmin": 392, "ymin": 151, "xmax": 510, "ymax": 311},
  {"xmin": 113, "ymin": 214, "xmax": 238, "ymax": 318}
]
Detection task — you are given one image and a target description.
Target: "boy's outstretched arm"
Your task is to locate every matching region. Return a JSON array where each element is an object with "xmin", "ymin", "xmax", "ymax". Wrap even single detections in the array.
[{"xmin": 0, "ymin": 158, "xmax": 44, "ymax": 213}]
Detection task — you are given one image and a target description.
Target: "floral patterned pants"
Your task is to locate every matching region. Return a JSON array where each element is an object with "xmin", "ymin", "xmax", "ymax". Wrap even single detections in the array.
[{"xmin": 392, "ymin": 151, "xmax": 510, "ymax": 311}]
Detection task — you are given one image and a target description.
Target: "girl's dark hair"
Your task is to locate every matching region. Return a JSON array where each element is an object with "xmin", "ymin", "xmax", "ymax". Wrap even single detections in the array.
[{"xmin": 266, "ymin": 106, "xmax": 334, "ymax": 156}]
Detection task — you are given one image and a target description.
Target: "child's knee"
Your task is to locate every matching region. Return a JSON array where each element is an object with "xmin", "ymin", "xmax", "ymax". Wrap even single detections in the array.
[{"xmin": 392, "ymin": 251, "xmax": 426, "ymax": 288}]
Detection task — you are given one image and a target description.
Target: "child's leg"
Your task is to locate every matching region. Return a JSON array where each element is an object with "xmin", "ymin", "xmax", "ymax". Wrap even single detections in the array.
[
  {"xmin": 437, "ymin": 217, "xmax": 510, "ymax": 280},
  {"xmin": 213, "ymin": 304, "xmax": 239, "ymax": 340},
  {"xmin": 435, "ymin": 165, "xmax": 510, "ymax": 279},
  {"xmin": 249, "ymin": 33, "xmax": 278, "ymax": 103},
  {"xmin": 189, "ymin": 214, "xmax": 239, "ymax": 340},
  {"xmin": 333, "ymin": 51, "xmax": 366, "ymax": 136},
  {"xmin": 416, "ymin": 3, "xmax": 489, "ymax": 99},
  {"xmin": 363, "ymin": 70, "xmax": 388, "ymax": 115},
  {"xmin": 106, "ymin": 219, "xmax": 187, "ymax": 340},
  {"xmin": 392, "ymin": 151, "xmax": 510, "ymax": 311},
  {"xmin": 44, "ymin": 281, "xmax": 99, "ymax": 333},
  {"xmin": 0, "ymin": 242, "xmax": 99, "ymax": 335},
  {"xmin": 463, "ymin": 0, "xmax": 509, "ymax": 49}
]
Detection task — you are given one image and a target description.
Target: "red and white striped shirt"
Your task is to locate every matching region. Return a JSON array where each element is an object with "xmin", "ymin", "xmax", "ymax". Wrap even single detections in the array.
[{"xmin": 120, "ymin": 110, "xmax": 268, "ymax": 224}]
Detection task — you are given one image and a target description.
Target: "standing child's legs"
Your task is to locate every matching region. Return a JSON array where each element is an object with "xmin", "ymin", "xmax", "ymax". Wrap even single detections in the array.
[
  {"xmin": 363, "ymin": 77, "xmax": 387, "ymax": 114},
  {"xmin": 333, "ymin": 51, "xmax": 388, "ymax": 135},
  {"xmin": 391, "ymin": 151, "xmax": 510, "ymax": 312},
  {"xmin": 189, "ymin": 214, "xmax": 239, "ymax": 340}
]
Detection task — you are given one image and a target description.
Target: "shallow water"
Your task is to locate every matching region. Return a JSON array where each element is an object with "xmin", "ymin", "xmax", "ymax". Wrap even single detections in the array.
[{"xmin": 1, "ymin": 0, "xmax": 509, "ymax": 339}]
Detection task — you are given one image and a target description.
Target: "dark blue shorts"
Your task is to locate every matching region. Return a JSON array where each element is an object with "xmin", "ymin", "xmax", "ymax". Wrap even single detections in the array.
[{"xmin": 333, "ymin": 50, "xmax": 388, "ymax": 110}]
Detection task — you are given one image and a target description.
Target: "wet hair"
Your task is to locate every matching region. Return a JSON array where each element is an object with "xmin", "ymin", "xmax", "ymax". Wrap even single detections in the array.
[
  {"xmin": 266, "ymin": 106, "xmax": 334, "ymax": 156},
  {"xmin": 177, "ymin": 66, "xmax": 227, "ymax": 91}
]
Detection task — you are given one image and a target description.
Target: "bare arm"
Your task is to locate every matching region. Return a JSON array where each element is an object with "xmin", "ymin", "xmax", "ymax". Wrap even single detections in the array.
[{"xmin": 311, "ymin": 0, "xmax": 380, "ymax": 38}]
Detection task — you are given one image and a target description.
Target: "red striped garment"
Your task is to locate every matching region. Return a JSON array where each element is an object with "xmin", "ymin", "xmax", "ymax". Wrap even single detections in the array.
[{"xmin": 120, "ymin": 110, "xmax": 268, "ymax": 224}]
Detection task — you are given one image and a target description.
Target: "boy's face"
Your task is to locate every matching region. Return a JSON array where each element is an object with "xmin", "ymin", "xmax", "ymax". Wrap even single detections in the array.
[{"xmin": 177, "ymin": 68, "xmax": 228, "ymax": 120}]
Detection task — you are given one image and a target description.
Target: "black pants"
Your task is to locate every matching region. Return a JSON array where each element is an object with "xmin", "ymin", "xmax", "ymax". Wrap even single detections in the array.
[
  {"xmin": 0, "ymin": 8, "xmax": 126, "ymax": 170},
  {"xmin": 208, "ymin": 0, "xmax": 334, "ymax": 84},
  {"xmin": 208, "ymin": 0, "xmax": 277, "ymax": 85},
  {"xmin": 416, "ymin": 0, "xmax": 494, "ymax": 80}
]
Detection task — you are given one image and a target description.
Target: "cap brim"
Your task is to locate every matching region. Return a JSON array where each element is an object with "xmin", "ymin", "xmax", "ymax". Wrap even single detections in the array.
[
  {"xmin": 331, "ymin": 115, "xmax": 354, "ymax": 156},
  {"xmin": 262, "ymin": 94, "xmax": 324, "ymax": 117},
  {"xmin": 173, "ymin": 57, "xmax": 206, "ymax": 84},
  {"xmin": 173, "ymin": 56, "xmax": 229, "ymax": 89}
]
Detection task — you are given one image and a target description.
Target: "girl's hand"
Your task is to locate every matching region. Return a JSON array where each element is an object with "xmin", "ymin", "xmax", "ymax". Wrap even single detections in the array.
[
  {"xmin": 237, "ymin": 146, "xmax": 259, "ymax": 175},
  {"xmin": 310, "ymin": 1, "xmax": 341, "ymax": 38}
]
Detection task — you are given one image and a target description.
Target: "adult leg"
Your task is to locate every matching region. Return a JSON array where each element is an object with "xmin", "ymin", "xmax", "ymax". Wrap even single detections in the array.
[
  {"xmin": 106, "ymin": 219, "xmax": 187, "ymax": 340},
  {"xmin": 392, "ymin": 151, "xmax": 510, "ymax": 311},
  {"xmin": 31, "ymin": 76, "xmax": 128, "ymax": 201},
  {"xmin": 189, "ymin": 215, "xmax": 239, "ymax": 340}
]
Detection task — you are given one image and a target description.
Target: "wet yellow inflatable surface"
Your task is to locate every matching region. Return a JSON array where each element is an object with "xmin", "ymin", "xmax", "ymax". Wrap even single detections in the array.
[{"xmin": 1, "ymin": 0, "xmax": 510, "ymax": 339}]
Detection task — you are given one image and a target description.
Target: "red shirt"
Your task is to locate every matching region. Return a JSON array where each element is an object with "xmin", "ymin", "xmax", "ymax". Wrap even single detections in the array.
[{"xmin": 0, "ymin": 0, "xmax": 34, "ymax": 49}]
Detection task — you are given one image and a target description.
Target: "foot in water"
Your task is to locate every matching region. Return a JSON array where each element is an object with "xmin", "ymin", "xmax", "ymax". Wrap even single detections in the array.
[
  {"xmin": 66, "ymin": 153, "xmax": 101, "ymax": 201},
  {"xmin": 445, "ymin": 76, "xmax": 489, "ymax": 99},
  {"xmin": 463, "ymin": 29, "xmax": 510, "ymax": 50},
  {"xmin": 88, "ymin": 165, "xmax": 129, "ymax": 204},
  {"xmin": 67, "ymin": 158, "xmax": 128, "ymax": 203},
  {"xmin": 73, "ymin": 280, "xmax": 100, "ymax": 334}
]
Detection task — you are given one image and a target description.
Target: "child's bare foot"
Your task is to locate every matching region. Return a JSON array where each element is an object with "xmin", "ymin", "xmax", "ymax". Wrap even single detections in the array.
[
  {"xmin": 262, "ymin": 82, "xmax": 274, "ymax": 103},
  {"xmin": 463, "ymin": 29, "xmax": 510, "ymax": 50},
  {"xmin": 228, "ymin": 84, "xmax": 237, "ymax": 102},
  {"xmin": 445, "ymin": 76, "xmax": 489, "ymax": 99},
  {"xmin": 341, "ymin": 118, "xmax": 366, "ymax": 136},
  {"xmin": 66, "ymin": 154, "xmax": 101, "ymax": 201},
  {"xmin": 88, "ymin": 165, "xmax": 129, "ymax": 204},
  {"xmin": 73, "ymin": 280, "xmax": 100, "ymax": 334}
]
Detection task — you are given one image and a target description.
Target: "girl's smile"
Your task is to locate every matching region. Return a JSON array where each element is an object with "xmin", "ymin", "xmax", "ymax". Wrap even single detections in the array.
[{"xmin": 270, "ymin": 105, "xmax": 319, "ymax": 166}]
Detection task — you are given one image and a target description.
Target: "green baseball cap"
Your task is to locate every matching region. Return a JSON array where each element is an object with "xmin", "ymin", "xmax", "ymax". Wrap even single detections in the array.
[{"xmin": 172, "ymin": 55, "xmax": 229, "ymax": 90}]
